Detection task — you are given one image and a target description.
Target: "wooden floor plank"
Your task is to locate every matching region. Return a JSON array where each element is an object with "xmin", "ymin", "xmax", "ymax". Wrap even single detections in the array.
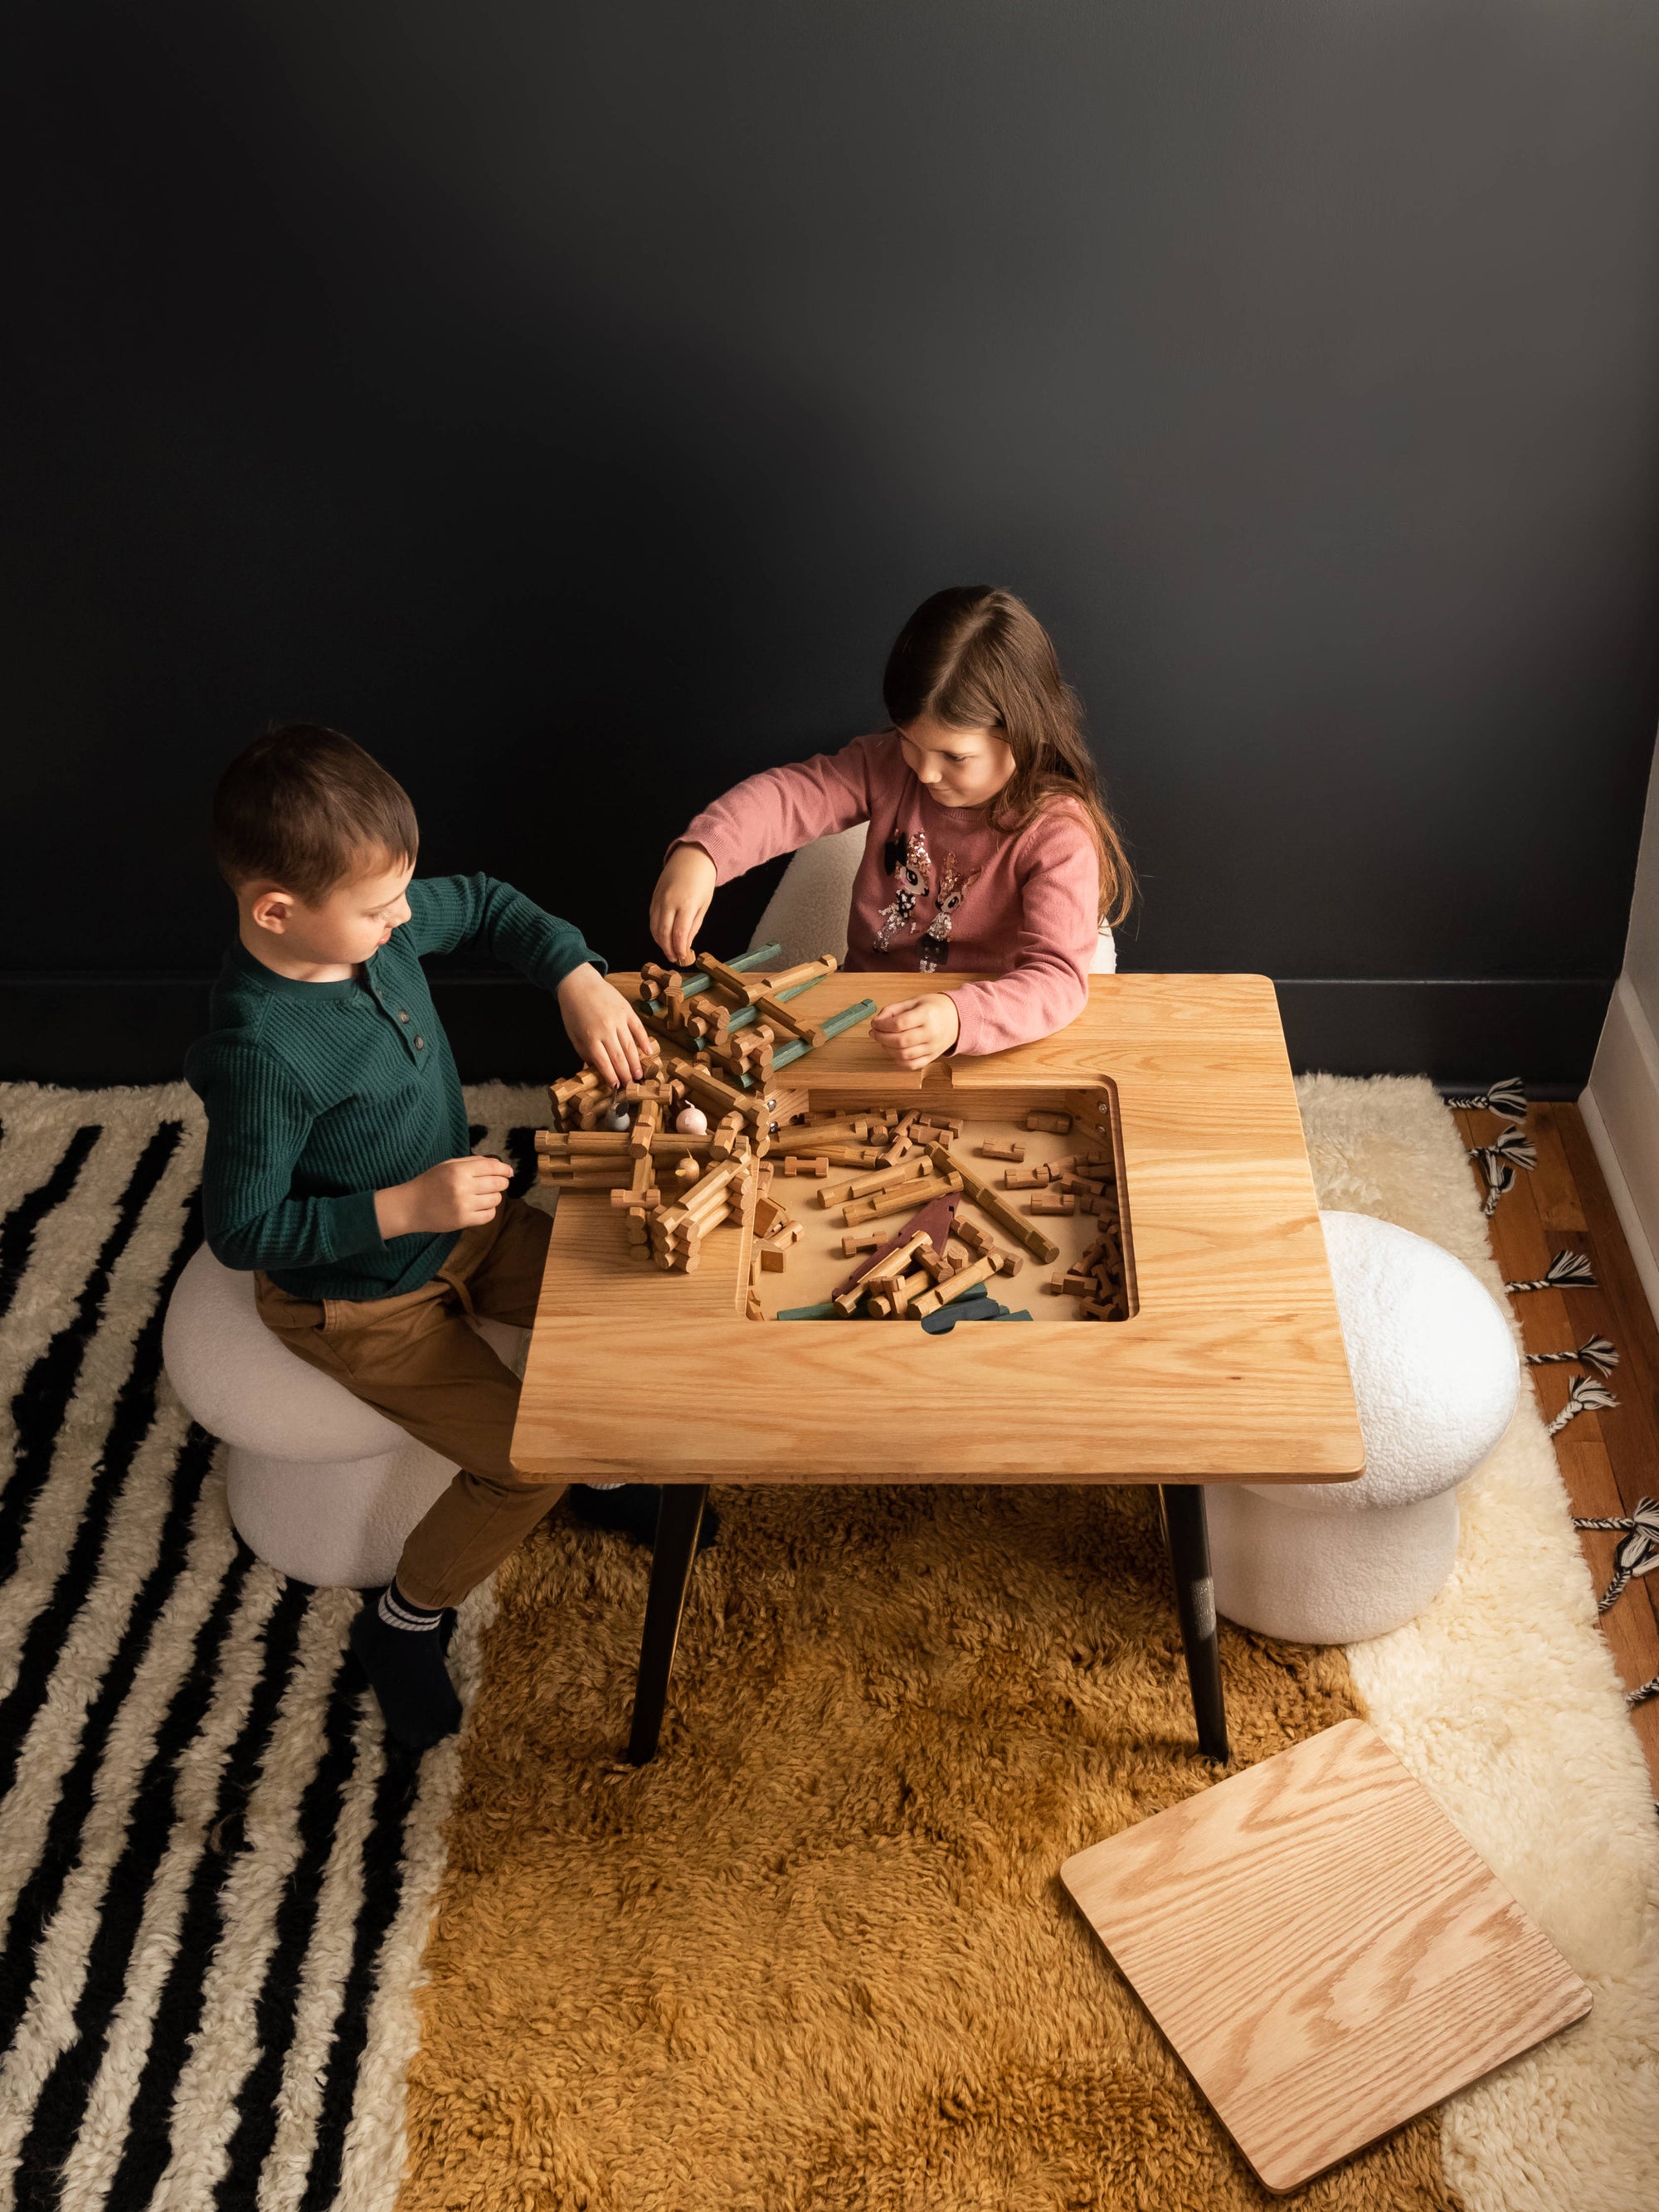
[{"xmin": 1456, "ymin": 1101, "xmax": 1659, "ymax": 1794}]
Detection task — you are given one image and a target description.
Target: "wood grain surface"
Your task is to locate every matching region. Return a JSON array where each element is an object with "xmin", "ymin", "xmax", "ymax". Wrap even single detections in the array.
[
  {"xmin": 1061, "ymin": 1719, "xmax": 1591, "ymax": 2194},
  {"xmin": 513, "ymin": 973, "xmax": 1364, "ymax": 1485}
]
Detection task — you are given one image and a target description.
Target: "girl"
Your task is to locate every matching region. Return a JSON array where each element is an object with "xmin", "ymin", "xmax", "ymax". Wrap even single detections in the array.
[{"xmin": 650, "ymin": 586, "xmax": 1133, "ymax": 1069}]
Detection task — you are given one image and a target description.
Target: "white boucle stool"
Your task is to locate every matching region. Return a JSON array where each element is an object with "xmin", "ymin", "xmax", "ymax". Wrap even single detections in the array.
[
  {"xmin": 1205, "ymin": 1210, "xmax": 1520, "ymax": 1645},
  {"xmin": 163, "ymin": 1244, "xmax": 527, "ymax": 1590}
]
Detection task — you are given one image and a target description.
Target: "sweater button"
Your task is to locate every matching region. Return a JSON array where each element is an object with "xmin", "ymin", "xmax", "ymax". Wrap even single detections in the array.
[
  {"xmin": 414, "ymin": 1036, "xmax": 425, "ymax": 1049},
  {"xmin": 397, "ymin": 1009, "xmax": 408, "ymax": 1023}
]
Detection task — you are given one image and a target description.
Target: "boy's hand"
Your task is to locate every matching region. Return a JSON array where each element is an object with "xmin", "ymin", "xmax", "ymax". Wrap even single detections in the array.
[
  {"xmin": 377, "ymin": 1155, "xmax": 511, "ymax": 1239},
  {"xmin": 557, "ymin": 960, "xmax": 649, "ymax": 1087},
  {"xmin": 650, "ymin": 843, "xmax": 718, "ymax": 966},
  {"xmin": 869, "ymin": 993, "xmax": 961, "ymax": 1072}
]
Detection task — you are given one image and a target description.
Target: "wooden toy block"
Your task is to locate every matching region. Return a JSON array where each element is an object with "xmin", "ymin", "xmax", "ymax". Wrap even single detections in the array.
[
  {"xmin": 999, "ymin": 1253, "xmax": 1024, "ymax": 1276},
  {"xmin": 765, "ymin": 1123, "xmax": 856, "ymax": 1155},
  {"xmin": 955, "ymin": 1218, "xmax": 994, "ymax": 1257},
  {"xmin": 1024, "ymin": 1111, "xmax": 1072, "ymax": 1135},
  {"xmin": 859, "ymin": 1230, "xmax": 934, "ymax": 1288},
  {"xmin": 839, "ymin": 1232, "xmax": 883, "ymax": 1257},
  {"xmin": 978, "ymin": 1139, "xmax": 1026, "ymax": 1163},
  {"xmin": 745, "ymin": 1289, "xmax": 766, "ymax": 1320},
  {"xmin": 751, "ymin": 992, "xmax": 825, "ymax": 1048},
  {"xmin": 1028, "ymin": 1193, "xmax": 1078, "ymax": 1216},
  {"xmin": 929, "ymin": 1146, "xmax": 1062, "ymax": 1265},
  {"xmin": 915, "ymin": 1244, "xmax": 953, "ymax": 1282},
  {"xmin": 751, "ymin": 1194, "xmax": 786, "ymax": 1238},
  {"xmin": 610, "ymin": 1185, "xmax": 661, "ymax": 1209},
  {"xmin": 828, "ymin": 1189, "xmax": 961, "ymax": 1301},
  {"xmin": 820, "ymin": 1157, "xmax": 932, "ymax": 1209},
  {"xmin": 628, "ymin": 1097, "xmax": 661, "ymax": 1155},
  {"xmin": 1001, "ymin": 1166, "xmax": 1048, "ymax": 1190},
  {"xmin": 762, "ymin": 954, "xmax": 839, "ymax": 995},
  {"xmin": 759, "ymin": 1246, "xmax": 787, "ymax": 1272},
  {"xmin": 1079, "ymin": 1297, "xmax": 1115, "ymax": 1319},
  {"xmin": 841, "ymin": 1171, "xmax": 956, "ymax": 1226},
  {"xmin": 782, "ymin": 1155, "xmax": 830, "ymax": 1177},
  {"xmin": 909, "ymin": 1253, "xmax": 1000, "ymax": 1320}
]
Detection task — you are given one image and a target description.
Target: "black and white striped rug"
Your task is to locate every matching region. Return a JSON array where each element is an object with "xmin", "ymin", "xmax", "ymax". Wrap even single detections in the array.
[{"xmin": 0, "ymin": 1081, "xmax": 545, "ymax": 2212}]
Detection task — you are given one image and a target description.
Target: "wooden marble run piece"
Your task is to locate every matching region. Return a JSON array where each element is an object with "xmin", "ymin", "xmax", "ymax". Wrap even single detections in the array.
[{"xmin": 930, "ymin": 1145, "xmax": 1061, "ymax": 1266}]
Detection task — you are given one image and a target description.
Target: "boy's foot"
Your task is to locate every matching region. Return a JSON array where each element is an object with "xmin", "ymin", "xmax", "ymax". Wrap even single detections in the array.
[
  {"xmin": 349, "ymin": 1587, "xmax": 462, "ymax": 1751},
  {"xmin": 567, "ymin": 1483, "xmax": 720, "ymax": 1552}
]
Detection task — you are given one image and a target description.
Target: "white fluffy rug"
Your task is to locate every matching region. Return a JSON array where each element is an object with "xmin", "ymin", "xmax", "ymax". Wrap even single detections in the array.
[{"xmin": 1300, "ymin": 1075, "xmax": 1659, "ymax": 2212}]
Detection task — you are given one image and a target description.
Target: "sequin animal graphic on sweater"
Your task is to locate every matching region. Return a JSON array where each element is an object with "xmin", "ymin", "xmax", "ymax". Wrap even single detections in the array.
[
  {"xmin": 917, "ymin": 853, "xmax": 983, "ymax": 971},
  {"xmin": 873, "ymin": 829, "xmax": 932, "ymax": 952}
]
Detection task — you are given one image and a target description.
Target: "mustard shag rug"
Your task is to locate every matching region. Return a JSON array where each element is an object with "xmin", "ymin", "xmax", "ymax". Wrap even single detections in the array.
[{"xmin": 401, "ymin": 1480, "xmax": 1454, "ymax": 2210}]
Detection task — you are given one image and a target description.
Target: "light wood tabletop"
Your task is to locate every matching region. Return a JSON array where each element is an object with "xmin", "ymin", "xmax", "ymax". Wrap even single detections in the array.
[
  {"xmin": 513, "ymin": 972, "xmax": 1364, "ymax": 1487},
  {"xmin": 1062, "ymin": 1719, "xmax": 1590, "ymax": 2192}
]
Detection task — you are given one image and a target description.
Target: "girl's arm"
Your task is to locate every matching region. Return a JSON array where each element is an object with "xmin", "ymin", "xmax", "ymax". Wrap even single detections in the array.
[
  {"xmin": 652, "ymin": 737, "xmax": 882, "ymax": 961},
  {"xmin": 943, "ymin": 809, "xmax": 1101, "ymax": 1059}
]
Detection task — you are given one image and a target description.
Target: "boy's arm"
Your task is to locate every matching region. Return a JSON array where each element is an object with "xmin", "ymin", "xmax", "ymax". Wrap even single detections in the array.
[
  {"xmin": 401, "ymin": 873, "xmax": 648, "ymax": 1087},
  {"xmin": 400, "ymin": 873, "xmax": 602, "ymax": 989},
  {"xmin": 191, "ymin": 1044, "xmax": 386, "ymax": 1273}
]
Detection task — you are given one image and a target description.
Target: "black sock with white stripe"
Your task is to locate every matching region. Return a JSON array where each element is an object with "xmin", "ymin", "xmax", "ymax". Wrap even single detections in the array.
[{"xmin": 349, "ymin": 1585, "xmax": 461, "ymax": 1751}]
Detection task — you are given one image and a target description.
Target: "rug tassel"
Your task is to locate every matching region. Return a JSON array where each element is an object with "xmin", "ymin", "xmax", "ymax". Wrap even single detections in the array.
[
  {"xmin": 1468, "ymin": 1125, "xmax": 1536, "ymax": 1215},
  {"xmin": 1525, "ymin": 1335, "xmax": 1619, "ymax": 1378},
  {"xmin": 1573, "ymin": 1497, "xmax": 1659, "ymax": 1614},
  {"xmin": 1505, "ymin": 1251, "xmax": 1597, "ymax": 1293},
  {"xmin": 1446, "ymin": 1077, "xmax": 1527, "ymax": 1117},
  {"xmin": 1473, "ymin": 1155, "xmax": 1515, "ymax": 1217},
  {"xmin": 1627, "ymin": 1674, "xmax": 1658, "ymax": 1709},
  {"xmin": 1546, "ymin": 1375, "xmax": 1619, "ymax": 1437}
]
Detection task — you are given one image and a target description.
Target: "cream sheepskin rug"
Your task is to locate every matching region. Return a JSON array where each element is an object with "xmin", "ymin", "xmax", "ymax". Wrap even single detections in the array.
[{"xmin": 1299, "ymin": 1074, "xmax": 1659, "ymax": 2212}]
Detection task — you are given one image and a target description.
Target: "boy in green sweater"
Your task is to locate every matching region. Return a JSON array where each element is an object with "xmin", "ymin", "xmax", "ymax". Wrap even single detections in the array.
[{"xmin": 187, "ymin": 723, "xmax": 654, "ymax": 1750}]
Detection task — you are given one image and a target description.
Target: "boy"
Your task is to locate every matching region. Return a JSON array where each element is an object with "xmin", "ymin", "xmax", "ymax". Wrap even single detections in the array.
[{"xmin": 187, "ymin": 723, "xmax": 654, "ymax": 1750}]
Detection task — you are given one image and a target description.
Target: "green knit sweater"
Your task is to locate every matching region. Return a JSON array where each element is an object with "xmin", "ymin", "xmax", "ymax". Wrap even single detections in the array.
[{"xmin": 186, "ymin": 873, "xmax": 598, "ymax": 1300}]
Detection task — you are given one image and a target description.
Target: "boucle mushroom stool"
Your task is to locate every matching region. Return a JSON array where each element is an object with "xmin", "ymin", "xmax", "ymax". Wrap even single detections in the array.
[
  {"xmin": 162, "ymin": 1243, "xmax": 527, "ymax": 1589},
  {"xmin": 1204, "ymin": 1209, "xmax": 1520, "ymax": 1645}
]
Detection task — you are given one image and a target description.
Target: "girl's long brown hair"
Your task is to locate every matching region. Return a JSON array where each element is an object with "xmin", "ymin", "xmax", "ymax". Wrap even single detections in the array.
[{"xmin": 881, "ymin": 586, "xmax": 1133, "ymax": 926}]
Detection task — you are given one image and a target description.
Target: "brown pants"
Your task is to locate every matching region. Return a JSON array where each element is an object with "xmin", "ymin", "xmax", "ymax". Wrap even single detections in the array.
[{"xmin": 256, "ymin": 1197, "xmax": 566, "ymax": 1610}]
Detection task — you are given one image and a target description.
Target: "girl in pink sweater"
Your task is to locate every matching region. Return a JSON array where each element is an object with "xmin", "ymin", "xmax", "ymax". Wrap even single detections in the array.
[{"xmin": 651, "ymin": 587, "xmax": 1134, "ymax": 1067}]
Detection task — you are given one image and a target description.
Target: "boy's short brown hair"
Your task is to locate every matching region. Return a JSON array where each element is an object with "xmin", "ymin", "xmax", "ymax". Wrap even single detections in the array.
[{"xmin": 212, "ymin": 724, "xmax": 419, "ymax": 902}]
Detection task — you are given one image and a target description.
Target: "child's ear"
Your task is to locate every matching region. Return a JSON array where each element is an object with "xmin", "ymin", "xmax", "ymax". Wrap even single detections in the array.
[{"xmin": 248, "ymin": 887, "xmax": 295, "ymax": 936}]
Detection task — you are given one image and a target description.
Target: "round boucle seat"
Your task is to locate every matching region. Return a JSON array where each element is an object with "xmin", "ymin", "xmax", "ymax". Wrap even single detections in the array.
[
  {"xmin": 163, "ymin": 1244, "xmax": 526, "ymax": 1589},
  {"xmin": 1205, "ymin": 1209, "xmax": 1520, "ymax": 1644}
]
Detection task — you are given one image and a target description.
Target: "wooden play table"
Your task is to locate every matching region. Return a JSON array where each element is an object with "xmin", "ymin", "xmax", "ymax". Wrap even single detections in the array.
[{"xmin": 512, "ymin": 973, "xmax": 1363, "ymax": 1765}]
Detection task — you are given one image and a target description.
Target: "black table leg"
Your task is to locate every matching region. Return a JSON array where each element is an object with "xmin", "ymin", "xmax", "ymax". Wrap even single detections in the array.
[
  {"xmin": 625, "ymin": 1483, "xmax": 708, "ymax": 1765},
  {"xmin": 1159, "ymin": 1484, "xmax": 1229, "ymax": 1765}
]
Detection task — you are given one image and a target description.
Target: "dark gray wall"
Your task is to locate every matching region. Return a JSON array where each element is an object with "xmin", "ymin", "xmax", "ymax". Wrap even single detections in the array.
[{"xmin": 4, "ymin": 0, "xmax": 1658, "ymax": 1086}]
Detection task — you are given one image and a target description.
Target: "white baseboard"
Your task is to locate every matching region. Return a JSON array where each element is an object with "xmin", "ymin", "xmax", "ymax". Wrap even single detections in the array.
[{"xmin": 1579, "ymin": 974, "xmax": 1659, "ymax": 1330}]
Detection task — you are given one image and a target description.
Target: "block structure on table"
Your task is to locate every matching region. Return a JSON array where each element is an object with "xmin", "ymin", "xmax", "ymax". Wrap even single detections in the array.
[{"xmin": 513, "ymin": 972, "xmax": 1364, "ymax": 1490}]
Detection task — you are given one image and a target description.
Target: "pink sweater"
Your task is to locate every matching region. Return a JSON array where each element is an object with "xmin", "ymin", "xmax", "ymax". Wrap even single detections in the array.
[{"xmin": 677, "ymin": 732, "xmax": 1101, "ymax": 1057}]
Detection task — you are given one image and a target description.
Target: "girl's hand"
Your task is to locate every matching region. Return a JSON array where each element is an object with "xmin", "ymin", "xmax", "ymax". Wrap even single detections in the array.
[
  {"xmin": 650, "ymin": 843, "xmax": 718, "ymax": 966},
  {"xmin": 557, "ymin": 962, "xmax": 650, "ymax": 1087},
  {"xmin": 870, "ymin": 993, "xmax": 961, "ymax": 1072}
]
